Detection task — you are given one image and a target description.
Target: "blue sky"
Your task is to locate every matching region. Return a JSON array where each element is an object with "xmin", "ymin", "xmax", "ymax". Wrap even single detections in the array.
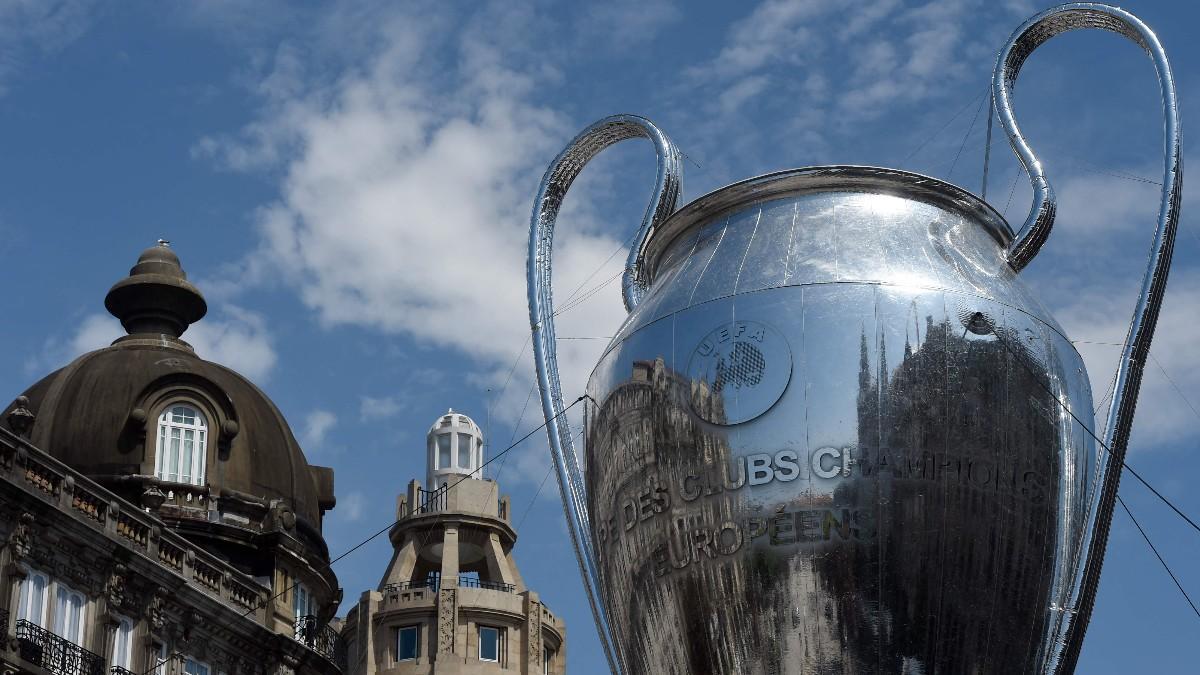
[{"xmin": 1, "ymin": 0, "xmax": 1198, "ymax": 672}]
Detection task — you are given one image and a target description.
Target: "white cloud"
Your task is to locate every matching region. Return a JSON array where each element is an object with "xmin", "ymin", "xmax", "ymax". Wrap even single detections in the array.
[
  {"xmin": 302, "ymin": 409, "xmax": 337, "ymax": 450},
  {"xmin": 1034, "ymin": 158, "xmax": 1200, "ymax": 452},
  {"xmin": 1054, "ymin": 271, "xmax": 1200, "ymax": 452},
  {"xmin": 197, "ymin": 2, "xmax": 633, "ymax": 486},
  {"xmin": 669, "ymin": 0, "xmax": 1033, "ymax": 176},
  {"xmin": 360, "ymin": 395, "xmax": 403, "ymax": 422},
  {"xmin": 577, "ymin": 0, "xmax": 681, "ymax": 51},
  {"xmin": 71, "ymin": 313, "xmax": 124, "ymax": 353},
  {"xmin": 336, "ymin": 490, "xmax": 364, "ymax": 522},
  {"xmin": 185, "ymin": 306, "xmax": 277, "ymax": 383},
  {"xmin": 0, "ymin": 0, "xmax": 97, "ymax": 95},
  {"xmin": 27, "ymin": 305, "xmax": 277, "ymax": 383}
]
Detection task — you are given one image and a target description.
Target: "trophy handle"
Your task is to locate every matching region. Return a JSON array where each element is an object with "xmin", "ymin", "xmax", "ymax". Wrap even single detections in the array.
[
  {"xmin": 993, "ymin": 3, "xmax": 1182, "ymax": 671},
  {"xmin": 527, "ymin": 115, "xmax": 683, "ymax": 675}
]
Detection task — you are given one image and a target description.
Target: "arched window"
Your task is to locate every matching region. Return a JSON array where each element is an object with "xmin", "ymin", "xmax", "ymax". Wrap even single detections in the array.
[{"xmin": 155, "ymin": 404, "xmax": 208, "ymax": 486}]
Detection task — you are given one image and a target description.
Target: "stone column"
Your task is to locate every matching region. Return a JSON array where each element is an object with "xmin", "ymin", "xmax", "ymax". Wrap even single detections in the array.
[
  {"xmin": 435, "ymin": 524, "xmax": 460, "ymax": 667},
  {"xmin": 484, "ymin": 533, "xmax": 517, "ymax": 588},
  {"xmin": 439, "ymin": 525, "xmax": 460, "ymax": 585}
]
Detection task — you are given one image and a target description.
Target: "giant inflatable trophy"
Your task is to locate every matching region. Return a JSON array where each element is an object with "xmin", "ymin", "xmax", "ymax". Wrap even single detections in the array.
[{"xmin": 528, "ymin": 4, "xmax": 1181, "ymax": 673}]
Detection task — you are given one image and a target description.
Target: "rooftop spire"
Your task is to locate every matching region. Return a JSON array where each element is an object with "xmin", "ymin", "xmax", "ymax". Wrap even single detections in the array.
[{"xmin": 104, "ymin": 240, "xmax": 207, "ymax": 338}]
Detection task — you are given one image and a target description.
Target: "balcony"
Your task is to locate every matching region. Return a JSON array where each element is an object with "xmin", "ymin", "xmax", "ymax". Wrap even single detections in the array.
[
  {"xmin": 457, "ymin": 576, "xmax": 515, "ymax": 593},
  {"xmin": 15, "ymin": 620, "xmax": 104, "ymax": 675},
  {"xmin": 294, "ymin": 615, "xmax": 347, "ymax": 672},
  {"xmin": 110, "ymin": 669, "xmax": 137, "ymax": 675},
  {"xmin": 382, "ymin": 575, "xmax": 515, "ymax": 595},
  {"xmin": 382, "ymin": 579, "xmax": 439, "ymax": 593}
]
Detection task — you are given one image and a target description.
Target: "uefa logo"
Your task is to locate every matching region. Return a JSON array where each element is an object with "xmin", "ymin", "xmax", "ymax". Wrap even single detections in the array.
[{"xmin": 686, "ymin": 319, "xmax": 792, "ymax": 425}]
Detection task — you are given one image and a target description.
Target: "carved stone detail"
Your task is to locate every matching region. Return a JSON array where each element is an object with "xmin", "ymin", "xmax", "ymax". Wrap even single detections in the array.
[
  {"xmin": 527, "ymin": 599, "xmax": 542, "ymax": 669},
  {"xmin": 6, "ymin": 396, "xmax": 35, "ymax": 438},
  {"xmin": 180, "ymin": 608, "xmax": 202, "ymax": 643},
  {"xmin": 106, "ymin": 563, "xmax": 128, "ymax": 608},
  {"xmin": 147, "ymin": 589, "xmax": 168, "ymax": 631},
  {"xmin": 437, "ymin": 587, "xmax": 457, "ymax": 656},
  {"xmin": 7, "ymin": 512, "xmax": 34, "ymax": 560}
]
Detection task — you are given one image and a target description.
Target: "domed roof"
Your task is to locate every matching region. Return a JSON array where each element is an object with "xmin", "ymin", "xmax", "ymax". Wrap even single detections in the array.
[
  {"xmin": 2, "ymin": 243, "xmax": 335, "ymax": 552},
  {"xmin": 427, "ymin": 408, "xmax": 483, "ymax": 438}
]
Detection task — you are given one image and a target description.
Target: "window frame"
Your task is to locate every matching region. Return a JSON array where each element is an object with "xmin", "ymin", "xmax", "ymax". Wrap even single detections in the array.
[
  {"xmin": 153, "ymin": 642, "xmax": 169, "ymax": 675},
  {"xmin": 396, "ymin": 625, "xmax": 420, "ymax": 662},
  {"xmin": 457, "ymin": 432, "xmax": 472, "ymax": 468},
  {"xmin": 183, "ymin": 656, "xmax": 211, "ymax": 675},
  {"xmin": 436, "ymin": 434, "xmax": 452, "ymax": 470},
  {"xmin": 478, "ymin": 625, "xmax": 504, "ymax": 664},
  {"xmin": 154, "ymin": 403, "xmax": 209, "ymax": 486},
  {"xmin": 293, "ymin": 582, "xmax": 316, "ymax": 620},
  {"xmin": 16, "ymin": 569, "xmax": 50, "ymax": 627},
  {"xmin": 113, "ymin": 615, "xmax": 136, "ymax": 669},
  {"xmin": 52, "ymin": 581, "xmax": 87, "ymax": 645}
]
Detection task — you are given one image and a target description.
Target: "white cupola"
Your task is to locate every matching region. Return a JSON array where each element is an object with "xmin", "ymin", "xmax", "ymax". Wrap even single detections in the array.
[{"xmin": 426, "ymin": 408, "xmax": 484, "ymax": 489}]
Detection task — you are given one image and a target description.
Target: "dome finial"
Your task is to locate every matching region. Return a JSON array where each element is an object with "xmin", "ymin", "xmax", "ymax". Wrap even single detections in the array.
[{"xmin": 103, "ymin": 242, "xmax": 207, "ymax": 339}]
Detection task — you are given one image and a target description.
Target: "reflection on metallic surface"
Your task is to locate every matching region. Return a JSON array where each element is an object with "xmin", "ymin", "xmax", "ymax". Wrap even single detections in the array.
[
  {"xmin": 529, "ymin": 114, "xmax": 683, "ymax": 675},
  {"xmin": 527, "ymin": 4, "xmax": 1180, "ymax": 674},
  {"xmin": 585, "ymin": 170, "xmax": 1092, "ymax": 673}
]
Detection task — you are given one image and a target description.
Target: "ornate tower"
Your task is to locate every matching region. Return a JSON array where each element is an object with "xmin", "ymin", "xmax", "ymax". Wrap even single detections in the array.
[
  {"xmin": 0, "ymin": 242, "xmax": 344, "ymax": 675},
  {"xmin": 426, "ymin": 410, "xmax": 484, "ymax": 491},
  {"xmin": 340, "ymin": 411, "xmax": 566, "ymax": 674}
]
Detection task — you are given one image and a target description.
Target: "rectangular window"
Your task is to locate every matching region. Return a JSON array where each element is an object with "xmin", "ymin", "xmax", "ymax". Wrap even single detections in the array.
[
  {"xmin": 437, "ymin": 434, "xmax": 451, "ymax": 469},
  {"xmin": 396, "ymin": 626, "xmax": 419, "ymax": 661},
  {"xmin": 181, "ymin": 428, "xmax": 195, "ymax": 483},
  {"xmin": 457, "ymin": 433, "xmax": 472, "ymax": 467},
  {"xmin": 53, "ymin": 584, "xmax": 86, "ymax": 644},
  {"xmin": 113, "ymin": 616, "xmax": 135, "ymax": 669},
  {"xmin": 184, "ymin": 657, "xmax": 210, "ymax": 675},
  {"xmin": 478, "ymin": 626, "xmax": 503, "ymax": 663},
  {"xmin": 16, "ymin": 571, "xmax": 49, "ymax": 626},
  {"xmin": 155, "ymin": 643, "xmax": 169, "ymax": 675},
  {"xmin": 156, "ymin": 426, "xmax": 167, "ymax": 478},
  {"xmin": 293, "ymin": 583, "xmax": 313, "ymax": 620},
  {"xmin": 169, "ymin": 428, "xmax": 182, "ymax": 482}
]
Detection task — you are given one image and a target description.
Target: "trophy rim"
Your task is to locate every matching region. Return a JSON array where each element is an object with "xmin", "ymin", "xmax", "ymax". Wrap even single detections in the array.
[{"xmin": 641, "ymin": 165, "xmax": 1014, "ymax": 284}]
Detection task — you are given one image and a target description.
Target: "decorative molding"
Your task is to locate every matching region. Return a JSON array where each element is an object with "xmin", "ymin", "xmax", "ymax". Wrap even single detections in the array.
[
  {"xmin": 106, "ymin": 562, "xmax": 128, "ymax": 608},
  {"xmin": 6, "ymin": 396, "xmax": 35, "ymax": 438},
  {"xmin": 437, "ymin": 587, "xmax": 457, "ymax": 656},
  {"xmin": 527, "ymin": 598, "xmax": 542, "ymax": 670},
  {"xmin": 6, "ymin": 511, "xmax": 34, "ymax": 559},
  {"xmin": 147, "ymin": 588, "xmax": 168, "ymax": 631}
]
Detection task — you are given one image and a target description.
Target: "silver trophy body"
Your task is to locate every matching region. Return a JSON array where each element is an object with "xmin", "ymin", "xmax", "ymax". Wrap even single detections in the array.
[{"xmin": 529, "ymin": 4, "xmax": 1181, "ymax": 674}]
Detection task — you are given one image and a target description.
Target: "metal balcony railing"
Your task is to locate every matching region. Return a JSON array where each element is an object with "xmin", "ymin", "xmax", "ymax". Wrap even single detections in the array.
[
  {"xmin": 294, "ymin": 615, "xmax": 347, "ymax": 672},
  {"xmin": 382, "ymin": 578, "xmax": 439, "ymax": 594},
  {"xmin": 457, "ymin": 576, "xmax": 515, "ymax": 593},
  {"xmin": 111, "ymin": 668, "xmax": 137, "ymax": 675},
  {"xmin": 15, "ymin": 620, "xmax": 105, "ymax": 675},
  {"xmin": 416, "ymin": 485, "xmax": 448, "ymax": 513}
]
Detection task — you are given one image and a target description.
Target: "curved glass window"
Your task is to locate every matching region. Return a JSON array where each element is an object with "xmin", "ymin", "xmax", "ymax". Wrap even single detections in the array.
[
  {"xmin": 458, "ymin": 433, "xmax": 473, "ymax": 468},
  {"xmin": 155, "ymin": 405, "xmax": 208, "ymax": 486},
  {"xmin": 437, "ymin": 434, "xmax": 452, "ymax": 469}
]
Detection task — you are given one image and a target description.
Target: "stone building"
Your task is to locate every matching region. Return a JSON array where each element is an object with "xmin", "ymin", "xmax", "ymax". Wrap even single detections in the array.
[
  {"xmin": 340, "ymin": 411, "xmax": 565, "ymax": 674},
  {"xmin": 0, "ymin": 243, "xmax": 345, "ymax": 675}
]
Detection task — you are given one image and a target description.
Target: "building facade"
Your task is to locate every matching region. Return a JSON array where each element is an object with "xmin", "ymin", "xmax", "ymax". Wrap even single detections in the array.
[
  {"xmin": 340, "ymin": 411, "xmax": 565, "ymax": 675},
  {"xmin": 0, "ymin": 243, "xmax": 345, "ymax": 675}
]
